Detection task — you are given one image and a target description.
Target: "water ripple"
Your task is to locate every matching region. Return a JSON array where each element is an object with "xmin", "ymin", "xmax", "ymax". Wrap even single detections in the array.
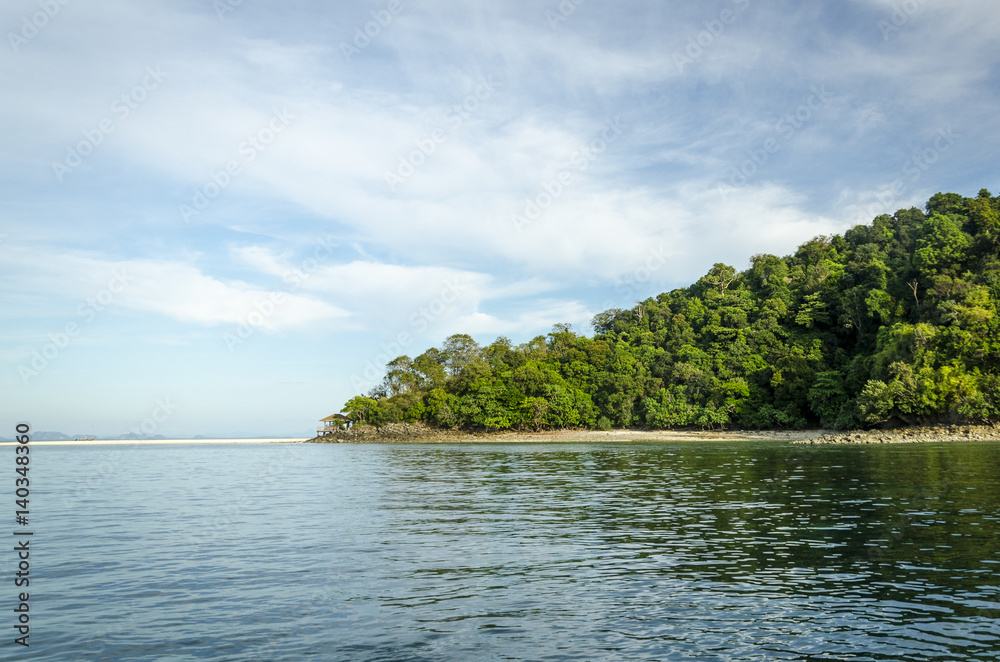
[{"xmin": 29, "ymin": 441, "xmax": 1000, "ymax": 660}]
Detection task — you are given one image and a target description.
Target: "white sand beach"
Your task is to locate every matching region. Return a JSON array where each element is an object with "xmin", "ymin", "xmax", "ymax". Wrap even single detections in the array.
[{"xmin": 0, "ymin": 438, "xmax": 304, "ymax": 446}]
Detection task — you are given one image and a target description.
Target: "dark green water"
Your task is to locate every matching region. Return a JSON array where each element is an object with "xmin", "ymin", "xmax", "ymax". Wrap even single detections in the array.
[{"xmin": 30, "ymin": 441, "xmax": 1000, "ymax": 660}]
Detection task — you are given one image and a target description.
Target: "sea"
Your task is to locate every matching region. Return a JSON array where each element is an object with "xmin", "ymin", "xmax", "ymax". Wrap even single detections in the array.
[{"xmin": 18, "ymin": 440, "xmax": 1000, "ymax": 660}]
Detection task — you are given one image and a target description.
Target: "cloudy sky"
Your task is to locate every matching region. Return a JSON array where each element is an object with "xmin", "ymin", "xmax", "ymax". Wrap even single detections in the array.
[{"xmin": 2, "ymin": 0, "xmax": 997, "ymax": 438}]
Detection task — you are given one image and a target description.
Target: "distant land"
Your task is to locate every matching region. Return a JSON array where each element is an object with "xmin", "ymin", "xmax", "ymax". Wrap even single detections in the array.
[
  {"xmin": 0, "ymin": 432, "xmax": 300, "ymax": 442},
  {"xmin": 0, "ymin": 431, "xmax": 165, "ymax": 442}
]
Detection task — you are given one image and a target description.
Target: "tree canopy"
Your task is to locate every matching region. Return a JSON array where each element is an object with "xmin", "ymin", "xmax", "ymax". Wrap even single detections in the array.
[{"xmin": 341, "ymin": 190, "xmax": 1000, "ymax": 431}]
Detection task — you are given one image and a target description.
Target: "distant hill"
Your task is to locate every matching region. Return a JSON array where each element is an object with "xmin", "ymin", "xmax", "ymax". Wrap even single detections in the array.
[
  {"xmin": 30, "ymin": 431, "xmax": 76, "ymax": 441},
  {"xmin": 4, "ymin": 433, "xmax": 299, "ymax": 441},
  {"xmin": 9, "ymin": 431, "xmax": 169, "ymax": 441}
]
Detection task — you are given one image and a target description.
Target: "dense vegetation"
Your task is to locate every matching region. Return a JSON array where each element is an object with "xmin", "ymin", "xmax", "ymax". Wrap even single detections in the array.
[{"xmin": 342, "ymin": 190, "xmax": 1000, "ymax": 431}]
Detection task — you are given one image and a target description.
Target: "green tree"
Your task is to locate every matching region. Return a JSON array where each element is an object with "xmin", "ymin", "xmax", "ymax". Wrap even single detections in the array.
[
  {"xmin": 336, "ymin": 189, "xmax": 1000, "ymax": 432},
  {"xmin": 342, "ymin": 396, "xmax": 382, "ymax": 426}
]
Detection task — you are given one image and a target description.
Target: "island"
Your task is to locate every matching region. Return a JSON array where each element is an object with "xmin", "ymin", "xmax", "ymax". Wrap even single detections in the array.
[{"xmin": 315, "ymin": 190, "xmax": 1000, "ymax": 443}]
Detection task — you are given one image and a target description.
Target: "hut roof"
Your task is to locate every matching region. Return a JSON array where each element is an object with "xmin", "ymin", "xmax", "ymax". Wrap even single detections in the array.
[{"xmin": 320, "ymin": 413, "xmax": 350, "ymax": 422}]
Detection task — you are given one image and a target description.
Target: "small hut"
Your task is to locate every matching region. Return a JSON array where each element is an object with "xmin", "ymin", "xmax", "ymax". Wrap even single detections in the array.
[{"xmin": 318, "ymin": 413, "xmax": 351, "ymax": 435}]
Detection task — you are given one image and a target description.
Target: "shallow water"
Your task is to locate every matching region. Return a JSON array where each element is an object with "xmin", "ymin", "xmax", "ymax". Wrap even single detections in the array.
[{"xmin": 25, "ymin": 441, "xmax": 1000, "ymax": 660}]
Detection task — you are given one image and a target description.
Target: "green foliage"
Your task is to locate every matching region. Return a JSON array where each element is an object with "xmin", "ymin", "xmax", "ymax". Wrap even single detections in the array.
[
  {"xmin": 807, "ymin": 371, "xmax": 850, "ymax": 428},
  {"xmin": 338, "ymin": 190, "xmax": 1000, "ymax": 431},
  {"xmin": 914, "ymin": 214, "xmax": 970, "ymax": 278},
  {"xmin": 858, "ymin": 380, "xmax": 896, "ymax": 424},
  {"xmin": 342, "ymin": 396, "xmax": 383, "ymax": 427},
  {"xmin": 425, "ymin": 388, "xmax": 459, "ymax": 428}
]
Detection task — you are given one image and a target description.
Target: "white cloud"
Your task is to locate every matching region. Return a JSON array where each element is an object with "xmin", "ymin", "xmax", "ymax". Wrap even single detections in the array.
[
  {"xmin": 4, "ymin": 0, "xmax": 1000, "ymax": 433},
  {"xmin": 119, "ymin": 261, "xmax": 347, "ymax": 330},
  {"xmin": 2, "ymin": 246, "xmax": 348, "ymax": 330},
  {"xmin": 445, "ymin": 299, "xmax": 596, "ymax": 339}
]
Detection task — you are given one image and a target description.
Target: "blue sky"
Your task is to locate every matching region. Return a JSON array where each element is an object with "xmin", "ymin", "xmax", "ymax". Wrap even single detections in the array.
[{"xmin": 2, "ymin": 0, "xmax": 998, "ymax": 438}]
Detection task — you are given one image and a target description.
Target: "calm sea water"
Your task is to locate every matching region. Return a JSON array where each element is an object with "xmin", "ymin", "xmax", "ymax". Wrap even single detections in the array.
[{"xmin": 21, "ymin": 441, "xmax": 1000, "ymax": 660}]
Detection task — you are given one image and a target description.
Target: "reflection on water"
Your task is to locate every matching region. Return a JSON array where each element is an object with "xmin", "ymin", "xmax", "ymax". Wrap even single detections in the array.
[{"xmin": 33, "ymin": 441, "xmax": 1000, "ymax": 660}]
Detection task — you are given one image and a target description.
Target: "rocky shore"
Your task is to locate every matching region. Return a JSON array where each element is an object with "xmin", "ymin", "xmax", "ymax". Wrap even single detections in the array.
[
  {"xmin": 306, "ymin": 422, "xmax": 1000, "ymax": 445},
  {"xmin": 793, "ymin": 423, "xmax": 1000, "ymax": 445},
  {"xmin": 308, "ymin": 423, "xmax": 475, "ymax": 443},
  {"xmin": 306, "ymin": 424, "xmax": 825, "ymax": 444}
]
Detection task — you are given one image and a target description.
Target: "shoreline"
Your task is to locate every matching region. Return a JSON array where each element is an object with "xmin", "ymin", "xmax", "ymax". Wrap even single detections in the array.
[
  {"xmin": 795, "ymin": 424, "xmax": 1000, "ymax": 444},
  {"xmin": 7, "ymin": 425, "xmax": 999, "ymax": 447},
  {"xmin": 307, "ymin": 422, "xmax": 1000, "ymax": 445},
  {"xmin": 0, "ymin": 438, "xmax": 303, "ymax": 446},
  {"xmin": 307, "ymin": 425, "xmax": 815, "ymax": 444}
]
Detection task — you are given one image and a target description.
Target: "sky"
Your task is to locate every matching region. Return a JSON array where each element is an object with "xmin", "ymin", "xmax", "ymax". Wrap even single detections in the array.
[{"xmin": 2, "ymin": 0, "xmax": 998, "ymax": 438}]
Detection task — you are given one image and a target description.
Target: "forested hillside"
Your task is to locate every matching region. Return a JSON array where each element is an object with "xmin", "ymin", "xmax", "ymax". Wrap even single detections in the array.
[{"xmin": 343, "ymin": 190, "xmax": 1000, "ymax": 430}]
